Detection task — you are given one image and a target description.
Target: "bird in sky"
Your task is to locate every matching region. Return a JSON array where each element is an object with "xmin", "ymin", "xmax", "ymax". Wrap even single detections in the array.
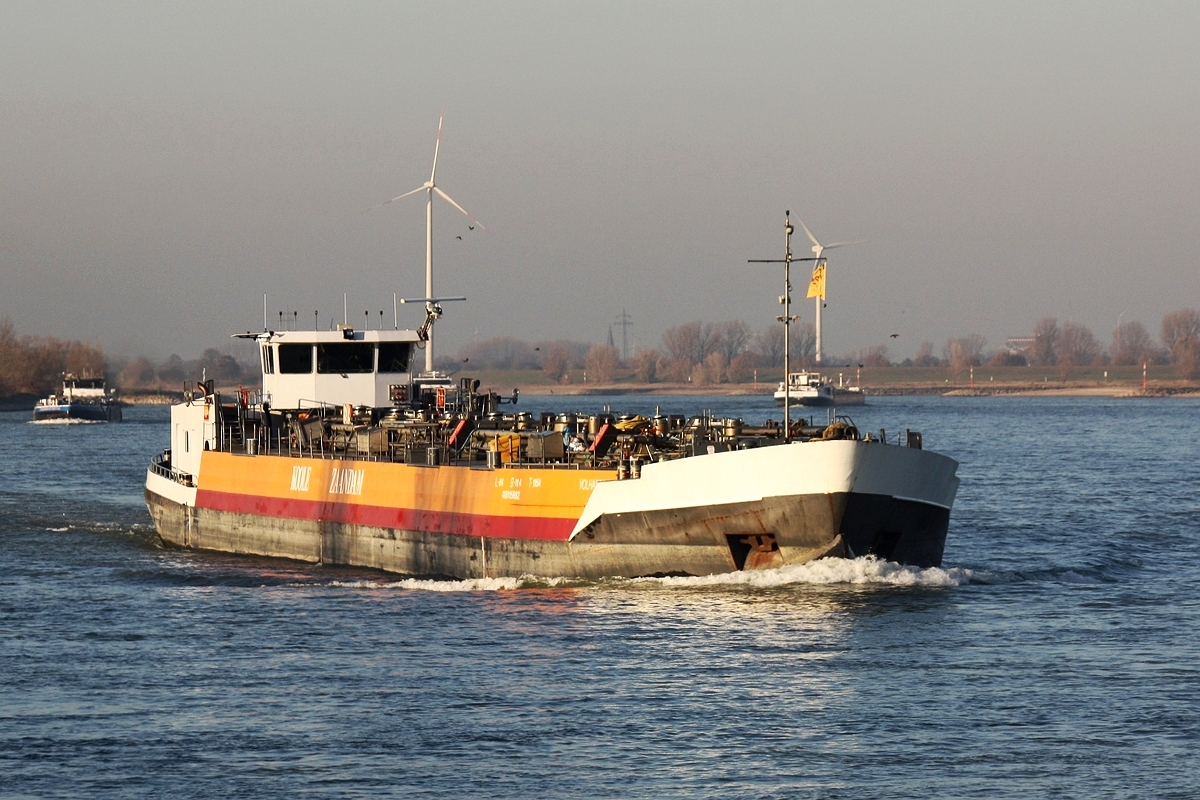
[{"xmin": 890, "ymin": 333, "xmax": 900, "ymax": 338}]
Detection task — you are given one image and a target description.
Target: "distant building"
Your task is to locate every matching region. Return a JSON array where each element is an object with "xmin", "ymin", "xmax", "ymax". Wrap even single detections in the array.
[{"xmin": 1006, "ymin": 336, "xmax": 1034, "ymax": 355}]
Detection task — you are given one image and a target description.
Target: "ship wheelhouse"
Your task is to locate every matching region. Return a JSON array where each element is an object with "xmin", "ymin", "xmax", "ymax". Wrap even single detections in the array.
[{"xmin": 249, "ymin": 328, "xmax": 423, "ymax": 410}]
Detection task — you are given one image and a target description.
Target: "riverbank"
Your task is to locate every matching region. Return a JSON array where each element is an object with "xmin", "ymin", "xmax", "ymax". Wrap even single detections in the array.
[
  {"xmin": 0, "ymin": 391, "xmax": 181, "ymax": 411},
  {"xmin": 507, "ymin": 381, "xmax": 1200, "ymax": 398},
  {"xmin": 457, "ymin": 362, "xmax": 1199, "ymax": 398},
  {"xmin": 118, "ymin": 391, "xmax": 181, "ymax": 405},
  {"xmin": 0, "ymin": 394, "xmax": 39, "ymax": 412},
  {"xmin": 7, "ymin": 376, "xmax": 1195, "ymax": 408}
]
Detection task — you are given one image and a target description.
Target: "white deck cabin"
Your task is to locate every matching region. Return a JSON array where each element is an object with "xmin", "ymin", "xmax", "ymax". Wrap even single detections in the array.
[
  {"xmin": 251, "ymin": 327, "xmax": 423, "ymax": 410},
  {"xmin": 61, "ymin": 374, "xmax": 110, "ymax": 401}
]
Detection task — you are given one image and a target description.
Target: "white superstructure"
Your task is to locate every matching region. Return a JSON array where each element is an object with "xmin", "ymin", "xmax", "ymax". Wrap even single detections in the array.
[{"xmin": 250, "ymin": 328, "xmax": 422, "ymax": 410}]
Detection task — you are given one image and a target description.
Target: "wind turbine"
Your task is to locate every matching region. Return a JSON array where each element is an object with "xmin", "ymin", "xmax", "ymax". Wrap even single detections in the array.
[
  {"xmin": 371, "ymin": 113, "xmax": 484, "ymax": 374},
  {"xmin": 797, "ymin": 218, "xmax": 861, "ymax": 365}
]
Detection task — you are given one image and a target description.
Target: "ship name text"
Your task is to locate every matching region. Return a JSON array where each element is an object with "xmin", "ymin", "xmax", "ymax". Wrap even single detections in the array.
[
  {"xmin": 290, "ymin": 466, "xmax": 312, "ymax": 492},
  {"xmin": 329, "ymin": 468, "xmax": 365, "ymax": 496}
]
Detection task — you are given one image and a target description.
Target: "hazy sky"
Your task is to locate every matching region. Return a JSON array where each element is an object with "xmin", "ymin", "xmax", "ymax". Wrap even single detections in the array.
[{"xmin": 3, "ymin": 1, "xmax": 1199, "ymax": 362}]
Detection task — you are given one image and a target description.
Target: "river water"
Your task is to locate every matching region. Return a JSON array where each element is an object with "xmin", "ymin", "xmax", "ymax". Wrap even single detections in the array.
[{"xmin": 1, "ymin": 396, "xmax": 1197, "ymax": 798}]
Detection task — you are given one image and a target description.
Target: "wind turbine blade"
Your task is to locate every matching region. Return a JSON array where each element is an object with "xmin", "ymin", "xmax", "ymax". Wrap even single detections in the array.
[
  {"xmin": 367, "ymin": 185, "xmax": 426, "ymax": 212},
  {"xmin": 429, "ymin": 112, "xmax": 443, "ymax": 184},
  {"xmin": 433, "ymin": 186, "xmax": 485, "ymax": 230},
  {"xmin": 824, "ymin": 240, "xmax": 864, "ymax": 250},
  {"xmin": 797, "ymin": 218, "xmax": 822, "ymax": 249}
]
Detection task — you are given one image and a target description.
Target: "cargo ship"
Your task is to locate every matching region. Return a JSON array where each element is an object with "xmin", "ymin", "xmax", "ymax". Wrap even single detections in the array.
[
  {"xmin": 144, "ymin": 318, "xmax": 958, "ymax": 579},
  {"xmin": 32, "ymin": 373, "xmax": 122, "ymax": 423},
  {"xmin": 144, "ymin": 357, "xmax": 957, "ymax": 578},
  {"xmin": 144, "ymin": 190, "xmax": 958, "ymax": 578}
]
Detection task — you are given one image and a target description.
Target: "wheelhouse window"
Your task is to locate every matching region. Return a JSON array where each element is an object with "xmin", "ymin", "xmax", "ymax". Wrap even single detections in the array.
[
  {"xmin": 261, "ymin": 345, "xmax": 275, "ymax": 374},
  {"xmin": 377, "ymin": 342, "xmax": 412, "ymax": 373},
  {"xmin": 278, "ymin": 344, "xmax": 313, "ymax": 374},
  {"xmin": 317, "ymin": 343, "xmax": 374, "ymax": 374}
]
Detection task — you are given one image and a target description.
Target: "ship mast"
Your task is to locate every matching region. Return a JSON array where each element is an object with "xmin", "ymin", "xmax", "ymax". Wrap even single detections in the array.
[{"xmin": 749, "ymin": 210, "xmax": 817, "ymax": 443}]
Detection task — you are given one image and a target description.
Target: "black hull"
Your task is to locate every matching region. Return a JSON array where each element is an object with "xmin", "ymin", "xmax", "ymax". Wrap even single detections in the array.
[
  {"xmin": 774, "ymin": 396, "xmax": 836, "ymax": 407},
  {"xmin": 32, "ymin": 404, "xmax": 122, "ymax": 423}
]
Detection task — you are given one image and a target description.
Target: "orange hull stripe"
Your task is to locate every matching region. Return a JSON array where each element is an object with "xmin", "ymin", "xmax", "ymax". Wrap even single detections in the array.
[
  {"xmin": 197, "ymin": 452, "xmax": 613, "ymax": 530},
  {"xmin": 196, "ymin": 489, "xmax": 577, "ymax": 540}
]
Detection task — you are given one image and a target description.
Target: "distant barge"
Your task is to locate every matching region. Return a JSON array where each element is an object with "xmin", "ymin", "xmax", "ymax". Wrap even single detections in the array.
[
  {"xmin": 773, "ymin": 371, "xmax": 866, "ymax": 407},
  {"xmin": 33, "ymin": 374, "xmax": 122, "ymax": 423}
]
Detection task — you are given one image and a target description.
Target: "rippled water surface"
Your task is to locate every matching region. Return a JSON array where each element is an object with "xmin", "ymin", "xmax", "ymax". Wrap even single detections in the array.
[{"xmin": 2, "ymin": 397, "xmax": 1198, "ymax": 798}]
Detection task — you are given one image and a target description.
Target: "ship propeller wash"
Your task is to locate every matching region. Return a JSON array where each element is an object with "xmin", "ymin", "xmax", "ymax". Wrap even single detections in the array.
[{"xmin": 145, "ymin": 211, "xmax": 959, "ymax": 579}]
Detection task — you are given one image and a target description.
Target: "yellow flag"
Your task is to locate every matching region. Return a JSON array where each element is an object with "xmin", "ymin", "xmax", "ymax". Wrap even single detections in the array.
[{"xmin": 806, "ymin": 264, "xmax": 826, "ymax": 300}]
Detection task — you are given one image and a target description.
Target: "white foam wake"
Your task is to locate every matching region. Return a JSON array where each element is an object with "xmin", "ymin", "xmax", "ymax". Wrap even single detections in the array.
[
  {"xmin": 327, "ymin": 575, "xmax": 579, "ymax": 592},
  {"xmin": 632, "ymin": 556, "xmax": 975, "ymax": 588},
  {"xmin": 324, "ymin": 557, "xmax": 973, "ymax": 593}
]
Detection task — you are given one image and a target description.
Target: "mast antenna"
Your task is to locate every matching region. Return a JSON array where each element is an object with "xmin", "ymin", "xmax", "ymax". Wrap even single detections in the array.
[{"xmin": 749, "ymin": 210, "xmax": 817, "ymax": 443}]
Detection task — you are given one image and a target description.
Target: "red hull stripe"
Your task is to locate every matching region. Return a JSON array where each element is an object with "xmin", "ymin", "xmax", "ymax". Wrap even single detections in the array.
[{"xmin": 196, "ymin": 489, "xmax": 577, "ymax": 541}]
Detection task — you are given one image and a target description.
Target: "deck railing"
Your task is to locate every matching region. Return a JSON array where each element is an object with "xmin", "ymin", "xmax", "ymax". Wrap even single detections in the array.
[
  {"xmin": 202, "ymin": 399, "xmax": 920, "ymax": 472},
  {"xmin": 149, "ymin": 455, "xmax": 195, "ymax": 487}
]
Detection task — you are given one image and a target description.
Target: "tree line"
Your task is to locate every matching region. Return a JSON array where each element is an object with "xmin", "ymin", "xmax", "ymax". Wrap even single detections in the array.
[
  {"xmin": 113, "ymin": 350, "xmax": 253, "ymax": 391},
  {"xmin": 0, "ymin": 318, "xmax": 256, "ymax": 397},
  {"xmin": 443, "ymin": 308, "xmax": 1200, "ymax": 383},
  {"xmin": 0, "ymin": 319, "xmax": 107, "ymax": 397},
  {"xmin": 4, "ymin": 308, "xmax": 1198, "ymax": 398},
  {"xmin": 439, "ymin": 321, "xmax": 822, "ymax": 386},
  {"xmin": 945, "ymin": 311, "xmax": 1200, "ymax": 379}
]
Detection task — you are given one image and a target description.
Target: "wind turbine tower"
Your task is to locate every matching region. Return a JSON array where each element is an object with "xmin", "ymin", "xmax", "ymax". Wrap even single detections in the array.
[
  {"xmin": 797, "ymin": 219, "xmax": 860, "ymax": 365},
  {"xmin": 371, "ymin": 114, "xmax": 483, "ymax": 373}
]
